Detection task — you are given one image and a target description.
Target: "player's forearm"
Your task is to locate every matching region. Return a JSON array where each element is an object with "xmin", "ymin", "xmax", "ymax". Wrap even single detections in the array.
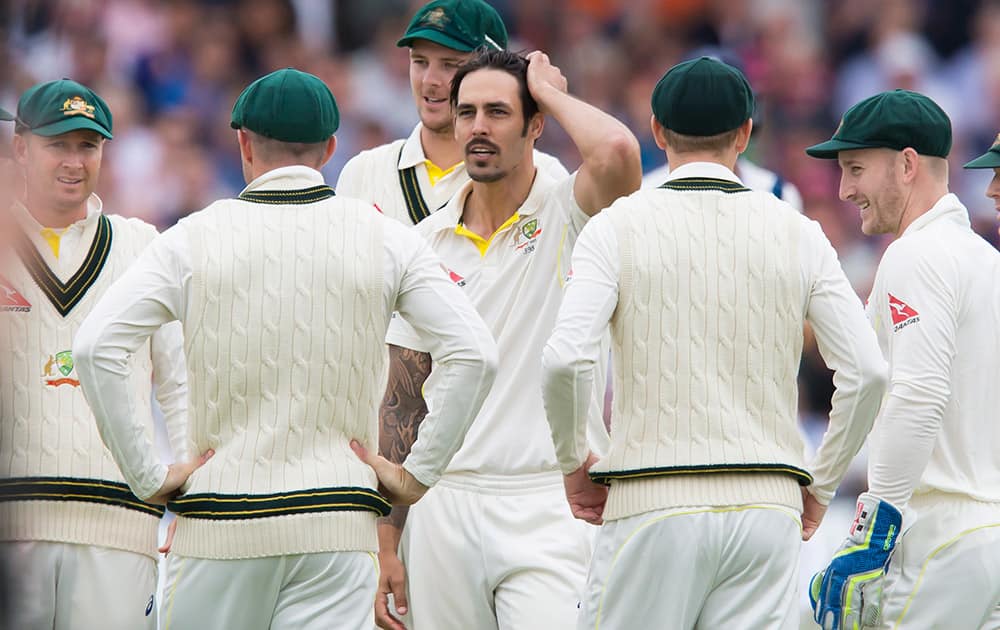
[
  {"xmin": 542, "ymin": 345, "xmax": 593, "ymax": 475},
  {"xmin": 867, "ymin": 382, "xmax": 948, "ymax": 509},
  {"xmin": 74, "ymin": 323, "xmax": 168, "ymax": 500},
  {"xmin": 151, "ymin": 320, "xmax": 190, "ymax": 461},
  {"xmin": 403, "ymin": 344, "xmax": 498, "ymax": 486},
  {"xmin": 807, "ymin": 352, "xmax": 888, "ymax": 503},
  {"xmin": 377, "ymin": 517, "xmax": 405, "ymax": 556},
  {"xmin": 380, "ymin": 345, "xmax": 432, "ymax": 466}
]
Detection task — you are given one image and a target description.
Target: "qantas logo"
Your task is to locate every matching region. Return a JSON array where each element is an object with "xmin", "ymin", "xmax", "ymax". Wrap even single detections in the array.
[
  {"xmin": 888, "ymin": 293, "xmax": 920, "ymax": 332},
  {"xmin": 440, "ymin": 264, "xmax": 466, "ymax": 287},
  {"xmin": 0, "ymin": 276, "xmax": 31, "ymax": 312}
]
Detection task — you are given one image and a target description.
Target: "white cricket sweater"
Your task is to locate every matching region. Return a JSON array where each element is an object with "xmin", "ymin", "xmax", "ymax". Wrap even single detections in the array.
[{"xmin": 0, "ymin": 199, "xmax": 182, "ymax": 558}]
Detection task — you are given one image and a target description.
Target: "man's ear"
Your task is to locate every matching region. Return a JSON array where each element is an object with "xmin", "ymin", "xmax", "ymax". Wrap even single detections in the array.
[
  {"xmin": 734, "ymin": 118, "xmax": 753, "ymax": 154},
  {"xmin": 319, "ymin": 135, "xmax": 337, "ymax": 168},
  {"xmin": 650, "ymin": 115, "xmax": 668, "ymax": 151},
  {"xmin": 12, "ymin": 133, "xmax": 28, "ymax": 167},
  {"xmin": 237, "ymin": 129, "xmax": 252, "ymax": 165},
  {"xmin": 899, "ymin": 147, "xmax": 920, "ymax": 183}
]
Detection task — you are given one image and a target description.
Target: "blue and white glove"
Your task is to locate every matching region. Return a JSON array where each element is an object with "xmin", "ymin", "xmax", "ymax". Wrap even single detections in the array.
[{"xmin": 809, "ymin": 493, "xmax": 902, "ymax": 630}]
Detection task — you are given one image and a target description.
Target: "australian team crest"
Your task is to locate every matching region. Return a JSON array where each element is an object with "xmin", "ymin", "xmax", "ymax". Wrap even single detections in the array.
[
  {"xmin": 422, "ymin": 7, "xmax": 448, "ymax": 28},
  {"xmin": 43, "ymin": 350, "xmax": 80, "ymax": 387},
  {"xmin": 515, "ymin": 218, "xmax": 542, "ymax": 255},
  {"xmin": 62, "ymin": 96, "xmax": 96, "ymax": 119}
]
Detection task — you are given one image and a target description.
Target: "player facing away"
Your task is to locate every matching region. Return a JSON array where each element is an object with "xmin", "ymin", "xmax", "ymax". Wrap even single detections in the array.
[
  {"xmin": 806, "ymin": 90, "xmax": 1000, "ymax": 630},
  {"xmin": 379, "ymin": 48, "xmax": 639, "ymax": 630},
  {"xmin": 964, "ymin": 131, "xmax": 1000, "ymax": 239},
  {"xmin": 72, "ymin": 68, "xmax": 498, "ymax": 630},
  {"xmin": 336, "ymin": 0, "xmax": 567, "ymax": 226},
  {"xmin": 542, "ymin": 57, "xmax": 888, "ymax": 630},
  {"xmin": 0, "ymin": 80, "xmax": 188, "ymax": 630}
]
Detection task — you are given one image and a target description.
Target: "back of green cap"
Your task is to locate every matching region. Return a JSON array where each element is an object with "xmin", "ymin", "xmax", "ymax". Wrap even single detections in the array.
[
  {"xmin": 231, "ymin": 68, "xmax": 339, "ymax": 143},
  {"xmin": 397, "ymin": 0, "xmax": 508, "ymax": 52},
  {"xmin": 16, "ymin": 79, "xmax": 113, "ymax": 139},
  {"xmin": 0, "ymin": 107, "xmax": 13, "ymax": 121},
  {"xmin": 651, "ymin": 57, "xmax": 754, "ymax": 137}
]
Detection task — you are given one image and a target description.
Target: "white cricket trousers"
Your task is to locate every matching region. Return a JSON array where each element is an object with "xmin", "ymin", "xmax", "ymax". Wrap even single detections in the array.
[
  {"xmin": 160, "ymin": 550, "xmax": 378, "ymax": 630},
  {"xmin": 878, "ymin": 492, "xmax": 1000, "ymax": 629},
  {"xmin": 0, "ymin": 540, "xmax": 157, "ymax": 630},
  {"xmin": 578, "ymin": 504, "xmax": 802, "ymax": 630},
  {"xmin": 399, "ymin": 472, "xmax": 594, "ymax": 630}
]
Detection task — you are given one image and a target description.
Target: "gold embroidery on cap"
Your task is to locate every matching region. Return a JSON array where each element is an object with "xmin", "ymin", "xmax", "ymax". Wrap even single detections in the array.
[
  {"xmin": 61, "ymin": 96, "xmax": 96, "ymax": 119},
  {"xmin": 422, "ymin": 7, "xmax": 448, "ymax": 28}
]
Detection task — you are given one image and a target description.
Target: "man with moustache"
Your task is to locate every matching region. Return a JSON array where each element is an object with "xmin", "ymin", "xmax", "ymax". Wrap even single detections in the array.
[{"xmin": 379, "ymin": 48, "xmax": 640, "ymax": 630}]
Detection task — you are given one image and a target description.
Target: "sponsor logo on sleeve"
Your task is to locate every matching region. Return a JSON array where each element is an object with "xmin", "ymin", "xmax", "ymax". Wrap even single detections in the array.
[{"xmin": 888, "ymin": 293, "xmax": 920, "ymax": 332}]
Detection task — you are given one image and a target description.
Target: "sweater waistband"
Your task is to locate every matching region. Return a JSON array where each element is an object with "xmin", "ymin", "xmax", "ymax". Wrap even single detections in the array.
[
  {"xmin": 168, "ymin": 485, "xmax": 390, "ymax": 520},
  {"xmin": 0, "ymin": 476, "xmax": 165, "ymax": 517},
  {"xmin": 603, "ymin": 472, "xmax": 803, "ymax": 521}
]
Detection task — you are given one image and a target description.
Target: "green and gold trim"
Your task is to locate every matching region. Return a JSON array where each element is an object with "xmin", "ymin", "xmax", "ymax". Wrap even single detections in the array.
[
  {"xmin": 659, "ymin": 177, "xmax": 751, "ymax": 193},
  {"xmin": 168, "ymin": 486, "xmax": 391, "ymax": 520},
  {"xmin": 238, "ymin": 185, "xmax": 335, "ymax": 205},
  {"xmin": 399, "ymin": 166, "xmax": 432, "ymax": 224},
  {"xmin": 398, "ymin": 145, "xmax": 432, "ymax": 225},
  {"xmin": 0, "ymin": 476, "xmax": 165, "ymax": 517},
  {"xmin": 589, "ymin": 463, "xmax": 813, "ymax": 486},
  {"xmin": 15, "ymin": 215, "xmax": 112, "ymax": 317}
]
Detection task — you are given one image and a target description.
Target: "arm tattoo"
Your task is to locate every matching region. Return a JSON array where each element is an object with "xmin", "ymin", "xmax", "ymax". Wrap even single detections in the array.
[{"xmin": 378, "ymin": 344, "xmax": 432, "ymax": 528}]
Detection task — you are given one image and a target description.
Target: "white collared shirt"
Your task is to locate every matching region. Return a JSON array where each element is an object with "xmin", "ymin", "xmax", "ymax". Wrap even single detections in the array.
[
  {"xmin": 387, "ymin": 169, "xmax": 611, "ymax": 480},
  {"xmin": 866, "ymin": 193, "xmax": 1000, "ymax": 509}
]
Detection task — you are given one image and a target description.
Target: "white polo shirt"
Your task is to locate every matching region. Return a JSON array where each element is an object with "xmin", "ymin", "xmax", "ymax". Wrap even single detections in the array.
[
  {"xmin": 337, "ymin": 123, "xmax": 569, "ymax": 226},
  {"xmin": 387, "ymin": 169, "xmax": 610, "ymax": 481}
]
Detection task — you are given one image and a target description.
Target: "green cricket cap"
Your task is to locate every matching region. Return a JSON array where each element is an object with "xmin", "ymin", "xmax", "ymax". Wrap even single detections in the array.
[
  {"xmin": 0, "ymin": 107, "xmax": 13, "ymax": 121},
  {"xmin": 806, "ymin": 90, "xmax": 951, "ymax": 159},
  {"xmin": 651, "ymin": 57, "xmax": 754, "ymax": 136},
  {"xmin": 963, "ymin": 132, "xmax": 1000, "ymax": 169},
  {"xmin": 230, "ymin": 68, "xmax": 339, "ymax": 143},
  {"xmin": 15, "ymin": 79, "xmax": 113, "ymax": 139},
  {"xmin": 397, "ymin": 0, "xmax": 508, "ymax": 52}
]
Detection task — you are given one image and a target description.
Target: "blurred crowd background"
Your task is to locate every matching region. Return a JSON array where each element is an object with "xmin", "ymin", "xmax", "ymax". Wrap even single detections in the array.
[{"xmin": 2, "ymin": 2, "xmax": 999, "ymax": 622}]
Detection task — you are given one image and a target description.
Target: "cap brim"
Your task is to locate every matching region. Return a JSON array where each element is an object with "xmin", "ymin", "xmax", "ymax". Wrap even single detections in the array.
[
  {"xmin": 31, "ymin": 116, "xmax": 112, "ymax": 139},
  {"xmin": 805, "ymin": 138, "xmax": 880, "ymax": 158},
  {"xmin": 962, "ymin": 150, "xmax": 1000, "ymax": 169},
  {"xmin": 396, "ymin": 29, "xmax": 475, "ymax": 52},
  {"xmin": 0, "ymin": 107, "xmax": 13, "ymax": 121}
]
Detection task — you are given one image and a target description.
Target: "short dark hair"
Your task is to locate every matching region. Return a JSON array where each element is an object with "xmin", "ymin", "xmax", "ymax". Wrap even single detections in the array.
[{"xmin": 450, "ymin": 48, "xmax": 539, "ymax": 134}]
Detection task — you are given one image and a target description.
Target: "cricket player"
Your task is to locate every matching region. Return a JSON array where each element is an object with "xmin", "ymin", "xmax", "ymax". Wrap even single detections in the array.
[
  {"xmin": 542, "ymin": 57, "xmax": 888, "ymax": 629},
  {"xmin": 0, "ymin": 80, "xmax": 187, "ymax": 630},
  {"xmin": 807, "ymin": 90, "xmax": 1000, "ymax": 629},
  {"xmin": 72, "ymin": 68, "xmax": 498, "ymax": 630},
  {"xmin": 379, "ymin": 48, "xmax": 640, "ymax": 630},
  {"xmin": 336, "ymin": 0, "xmax": 567, "ymax": 225},
  {"xmin": 964, "ymin": 131, "xmax": 1000, "ymax": 239}
]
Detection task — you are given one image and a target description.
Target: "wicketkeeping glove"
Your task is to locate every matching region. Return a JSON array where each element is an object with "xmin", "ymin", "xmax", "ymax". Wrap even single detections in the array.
[{"xmin": 809, "ymin": 493, "xmax": 902, "ymax": 630}]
